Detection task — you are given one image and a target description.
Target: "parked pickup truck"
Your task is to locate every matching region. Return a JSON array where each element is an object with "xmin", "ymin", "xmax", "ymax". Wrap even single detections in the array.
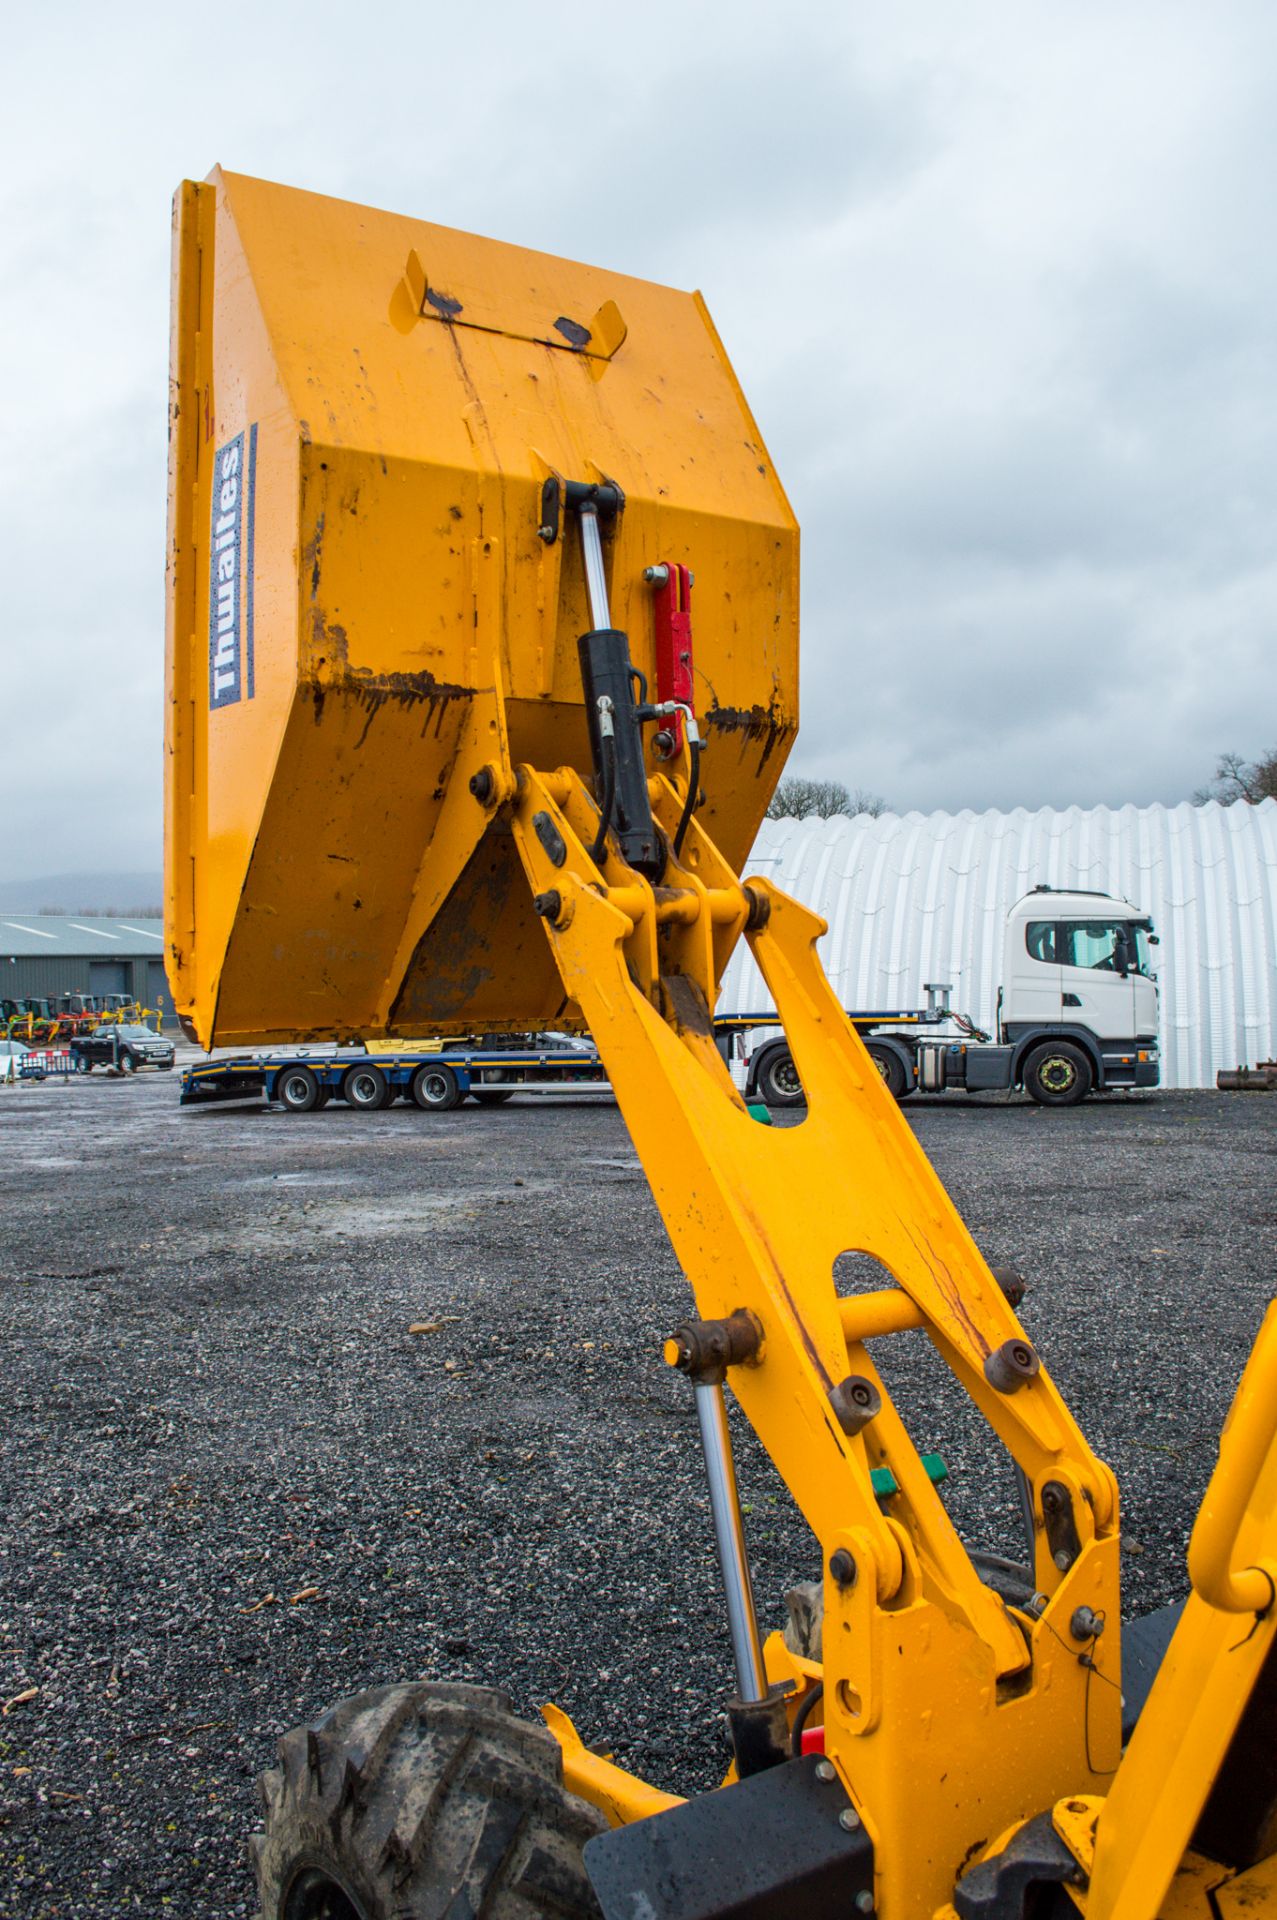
[{"xmin": 71, "ymin": 1023, "xmax": 176, "ymax": 1074}]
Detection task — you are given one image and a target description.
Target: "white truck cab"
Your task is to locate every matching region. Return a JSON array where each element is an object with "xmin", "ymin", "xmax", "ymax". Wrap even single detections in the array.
[{"xmin": 997, "ymin": 887, "xmax": 1160, "ymax": 1100}]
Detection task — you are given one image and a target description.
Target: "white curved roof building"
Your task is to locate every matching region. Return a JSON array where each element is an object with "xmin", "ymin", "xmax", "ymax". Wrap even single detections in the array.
[{"xmin": 724, "ymin": 799, "xmax": 1277, "ymax": 1089}]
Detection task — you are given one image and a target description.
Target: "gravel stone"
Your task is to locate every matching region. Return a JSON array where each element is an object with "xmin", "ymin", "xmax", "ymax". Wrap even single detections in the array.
[{"xmin": 0, "ymin": 1066, "xmax": 1273, "ymax": 1916}]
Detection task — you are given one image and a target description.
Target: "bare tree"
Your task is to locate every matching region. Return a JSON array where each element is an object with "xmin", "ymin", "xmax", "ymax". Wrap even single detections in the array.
[
  {"xmin": 1193, "ymin": 749, "xmax": 1277, "ymax": 806},
  {"xmin": 766, "ymin": 778, "xmax": 889, "ymax": 821},
  {"xmin": 846, "ymin": 787, "xmax": 889, "ymax": 819}
]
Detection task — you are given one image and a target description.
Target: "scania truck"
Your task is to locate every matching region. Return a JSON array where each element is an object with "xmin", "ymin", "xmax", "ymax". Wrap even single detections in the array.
[{"xmin": 736, "ymin": 886, "xmax": 1160, "ymax": 1106}]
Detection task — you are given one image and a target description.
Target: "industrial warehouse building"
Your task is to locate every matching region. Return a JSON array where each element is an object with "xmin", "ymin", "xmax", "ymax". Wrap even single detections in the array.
[
  {"xmin": 725, "ymin": 799, "xmax": 1277, "ymax": 1089},
  {"xmin": 0, "ymin": 916, "xmax": 171, "ymax": 1025}
]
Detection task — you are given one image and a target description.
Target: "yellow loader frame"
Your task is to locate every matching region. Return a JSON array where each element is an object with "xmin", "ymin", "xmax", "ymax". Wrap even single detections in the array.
[{"xmin": 166, "ymin": 173, "xmax": 1277, "ymax": 1920}]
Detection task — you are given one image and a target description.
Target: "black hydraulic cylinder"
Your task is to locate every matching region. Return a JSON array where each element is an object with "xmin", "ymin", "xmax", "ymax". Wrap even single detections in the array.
[{"xmin": 578, "ymin": 627, "xmax": 661, "ymax": 875}]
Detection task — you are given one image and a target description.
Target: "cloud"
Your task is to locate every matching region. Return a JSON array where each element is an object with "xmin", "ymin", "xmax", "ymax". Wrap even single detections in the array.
[{"xmin": 1, "ymin": 0, "xmax": 1274, "ymax": 874}]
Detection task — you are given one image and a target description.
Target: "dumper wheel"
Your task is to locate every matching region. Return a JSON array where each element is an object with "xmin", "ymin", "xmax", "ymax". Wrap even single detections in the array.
[
  {"xmin": 251, "ymin": 1681, "xmax": 606, "ymax": 1920},
  {"xmin": 410, "ymin": 1063, "xmax": 463, "ymax": 1111}
]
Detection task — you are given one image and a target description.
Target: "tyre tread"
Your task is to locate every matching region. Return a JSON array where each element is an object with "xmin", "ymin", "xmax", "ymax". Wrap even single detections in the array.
[{"xmin": 253, "ymin": 1681, "xmax": 605, "ymax": 1919}]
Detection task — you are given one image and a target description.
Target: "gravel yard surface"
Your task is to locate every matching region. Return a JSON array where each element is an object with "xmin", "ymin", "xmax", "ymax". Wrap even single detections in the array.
[{"xmin": 1, "ymin": 1069, "xmax": 1274, "ymax": 1917}]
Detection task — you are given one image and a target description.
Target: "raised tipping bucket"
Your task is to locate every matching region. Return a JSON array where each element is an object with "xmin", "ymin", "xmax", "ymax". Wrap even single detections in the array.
[{"xmin": 166, "ymin": 171, "xmax": 798, "ymax": 1045}]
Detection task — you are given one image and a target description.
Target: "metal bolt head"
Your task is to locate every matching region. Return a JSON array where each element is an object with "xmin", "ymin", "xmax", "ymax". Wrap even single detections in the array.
[
  {"xmin": 855, "ymin": 1893, "xmax": 875, "ymax": 1914},
  {"xmin": 829, "ymin": 1548, "xmax": 858, "ymax": 1590},
  {"xmin": 1054, "ymin": 1549, "xmax": 1072, "ymax": 1571},
  {"xmin": 839, "ymin": 1807, "xmax": 862, "ymax": 1831},
  {"xmin": 1070, "ymin": 1605, "xmax": 1104, "ymax": 1641},
  {"xmin": 814, "ymin": 1758, "xmax": 836, "ymax": 1783}
]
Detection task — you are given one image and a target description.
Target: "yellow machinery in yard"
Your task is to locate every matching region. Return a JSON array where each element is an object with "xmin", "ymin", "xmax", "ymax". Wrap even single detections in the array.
[{"xmin": 166, "ymin": 172, "xmax": 1277, "ymax": 1920}]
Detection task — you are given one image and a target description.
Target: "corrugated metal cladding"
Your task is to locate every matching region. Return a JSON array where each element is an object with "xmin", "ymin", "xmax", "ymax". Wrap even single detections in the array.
[
  {"xmin": 0, "ymin": 917, "xmax": 173, "ymax": 1024},
  {"xmin": 722, "ymin": 800, "xmax": 1277, "ymax": 1090}
]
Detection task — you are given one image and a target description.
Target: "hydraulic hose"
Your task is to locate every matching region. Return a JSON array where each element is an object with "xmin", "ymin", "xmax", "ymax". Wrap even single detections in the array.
[
  {"xmin": 588, "ymin": 729, "xmax": 618, "ymax": 865},
  {"xmin": 672, "ymin": 737, "xmax": 702, "ymax": 861},
  {"xmin": 789, "ymin": 1681, "xmax": 824, "ymax": 1757}
]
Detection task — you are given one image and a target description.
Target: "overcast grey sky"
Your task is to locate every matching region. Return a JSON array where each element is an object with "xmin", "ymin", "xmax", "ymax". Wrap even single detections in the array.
[{"xmin": 3, "ymin": 1, "xmax": 1274, "ymax": 881}]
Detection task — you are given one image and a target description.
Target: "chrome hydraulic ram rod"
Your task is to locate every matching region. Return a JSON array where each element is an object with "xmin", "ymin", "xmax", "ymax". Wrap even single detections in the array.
[
  {"xmin": 693, "ymin": 1379, "xmax": 767, "ymax": 1703},
  {"xmin": 578, "ymin": 501, "xmax": 612, "ymax": 631}
]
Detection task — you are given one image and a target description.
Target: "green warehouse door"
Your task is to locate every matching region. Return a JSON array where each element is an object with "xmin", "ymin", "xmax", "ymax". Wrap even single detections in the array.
[
  {"xmin": 148, "ymin": 961, "xmax": 172, "ymax": 1028},
  {"xmin": 89, "ymin": 960, "xmax": 129, "ymax": 997}
]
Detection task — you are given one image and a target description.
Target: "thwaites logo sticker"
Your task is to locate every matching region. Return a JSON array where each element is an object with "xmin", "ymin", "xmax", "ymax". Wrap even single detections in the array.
[{"xmin": 208, "ymin": 424, "xmax": 258, "ymax": 709}]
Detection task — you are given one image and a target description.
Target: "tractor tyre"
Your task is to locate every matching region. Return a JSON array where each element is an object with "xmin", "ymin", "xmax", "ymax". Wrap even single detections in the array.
[
  {"xmin": 342, "ymin": 1063, "xmax": 391, "ymax": 1111},
  {"xmin": 278, "ymin": 1065, "xmax": 322, "ymax": 1113},
  {"xmin": 1023, "ymin": 1041, "xmax": 1093, "ymax": 1108},
  {"xmin": 410, "ymin": 1063, "xmax": 463, "ymax": 1111},
  {"xmin": 755, "ymin": 1045, "xmax": 805, "ymax": 1108},
  {"xmin": 865, "ymin": 1042, "xmax": 909, "ymax": 1100},
  {"xmin": 251, "ymin": 1681, "xmax": 606, "ymax": 1920}
]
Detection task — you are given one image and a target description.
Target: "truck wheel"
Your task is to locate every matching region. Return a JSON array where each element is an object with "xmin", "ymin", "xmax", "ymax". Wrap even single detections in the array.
[
  {"xmin": 1023, "ymin": 1041, "xmax": 1092, "ymax": 1107},
  {"xmin": 119, "ymin": 1052, "xmax": 137, "ymax": 1075},
  {"xmin": 342, "ymin": 1063, "xmax": 390, "ymax": 1111},
  {"xmin": 251, "ymin": 1681, "xmax": 606, "ymax": 1920},
  {"xmin": 411, "ymin": 1063, "xmax": 463, "ymax": 1111},
  {"xmin": 278, "ymin": 1065, "xmax": 322, "ymax": 1113},
  {"xmin": 755, "ymin": 1045, "xmax": 805, "ymax": 1108},
  {"xmin": 865, "ymin": 1042, "xmax": 909, "ymax": 1100}
]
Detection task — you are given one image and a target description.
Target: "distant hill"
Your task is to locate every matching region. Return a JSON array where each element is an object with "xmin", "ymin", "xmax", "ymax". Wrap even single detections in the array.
[{"xmin": 0, "ymin": 871, "xmax": 163, "ymax": 915}]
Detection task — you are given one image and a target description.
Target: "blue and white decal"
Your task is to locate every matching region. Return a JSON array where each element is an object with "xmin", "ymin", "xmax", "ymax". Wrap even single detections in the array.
[{"xmin": 208, "ymin": 424, "xmax": 258, "ymax": 708}]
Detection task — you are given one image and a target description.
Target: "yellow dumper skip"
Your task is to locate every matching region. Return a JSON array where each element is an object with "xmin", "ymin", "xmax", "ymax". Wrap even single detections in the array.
[{"xmin": 166, "ymin": 171, "xmax": 798, "ymax": 1047}]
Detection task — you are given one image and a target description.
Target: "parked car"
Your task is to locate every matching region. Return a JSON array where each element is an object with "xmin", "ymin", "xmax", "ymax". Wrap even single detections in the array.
[
  {"xmin": 0, "ymin": 1038, "xmax": 29, "ymax": 1083},
  {"xmin": 69, "ymin": 1024, "xmax": 176, "ymax": 1073}
]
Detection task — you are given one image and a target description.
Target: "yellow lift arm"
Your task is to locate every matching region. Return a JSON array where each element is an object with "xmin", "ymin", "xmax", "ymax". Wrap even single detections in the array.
[{"xmin": 166, "ymin": 171, "xmax": 1277, "ymax": 1920}]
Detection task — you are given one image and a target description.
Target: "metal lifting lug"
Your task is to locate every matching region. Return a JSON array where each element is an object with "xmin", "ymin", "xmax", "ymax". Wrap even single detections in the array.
[
  {"xmin": 664, "ymin": 1309, "xmax": 764, "ymax": 1386},
  {"xmin": 829, "ymin": 1374, "xmax": 881, "ymax": 1437},
  {"xmin": 990, "ymin": 1267, "xmax": 1028, "ymax": 1309},
  {"xmin": 984, "ymin": 1338, "xmax": 1040, "ymax": 1395},
  {"xmin": 532, "ymin": 811, "xmax": 568, "ymax": 869}
]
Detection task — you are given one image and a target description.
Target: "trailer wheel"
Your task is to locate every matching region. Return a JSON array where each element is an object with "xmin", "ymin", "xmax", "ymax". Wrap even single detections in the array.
[
  {"xmin": 1023, "ymin": 1041, "xmax": 1092, "ymax": 1107},
  {"xmin": 471, "ymin": 1069, "xmax": 515, "ymax": 1106},
  {"xmin": 278, "ymin": 1065, "xmax": 322, "ymax": 1113},
  {"xmin": 410, "ymin": 1063, "xmax": 463, "ymax": 1111},
  {"xmin": 251, "ymin": 1681, "xmax": 606, "ymax": 1920},
  {"xmin": 342, "ymin": 1063, "xmax": 390, "ymax": 1111},
  {"xmin": 865, "ymin": 1042, "xmax": 909, "ymax": 1100},
  {"xmin": 755, "ymin": 1045, "xmax": 805, "ymax": 1108}
]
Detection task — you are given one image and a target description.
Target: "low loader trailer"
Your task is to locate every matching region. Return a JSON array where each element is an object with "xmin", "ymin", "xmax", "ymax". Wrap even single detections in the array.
[
  {"xmin": 179, "ymin": 1040, "xmax": 609, "ymax": 1111},
  {"xmin": 166, "ymin": 170, "xmax": 1277, "ymax": 1920},
  {"xmin": 180, "ymin": 1011, "xmax": 950, "ymax": 1115}
]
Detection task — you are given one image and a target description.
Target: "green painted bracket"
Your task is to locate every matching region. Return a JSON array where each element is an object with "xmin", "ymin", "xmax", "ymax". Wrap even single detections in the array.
[{"xmin": 872, "ymin": 1452, "xmax": 949, "ymax": 1499}]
